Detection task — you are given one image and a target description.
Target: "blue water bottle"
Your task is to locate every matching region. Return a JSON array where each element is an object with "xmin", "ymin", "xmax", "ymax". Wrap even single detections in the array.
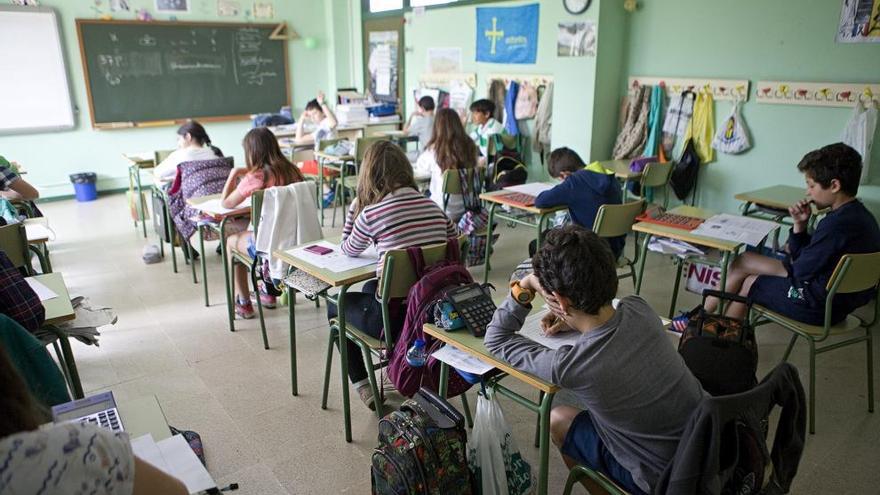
[{"xmin": 406, "ymin": 339, "xmax": 428, "ymax": 367}]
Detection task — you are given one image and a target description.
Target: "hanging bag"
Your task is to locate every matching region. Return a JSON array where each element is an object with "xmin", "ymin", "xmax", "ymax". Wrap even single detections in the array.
[
  {"xmin": 841, "ymin": 99, "xmax": 878, "ymax": 184},
  {"xmin": 612, "ymin": 85, "xmax": 652, "ymax": 160},
  {"xmin": 670, "ymin": 138, "xmax": 701, "ymax": 201},
  {"xmin": 662, "ymin": 90, "xmax": 695, "ymax": 155},
  {"xmin": 712, "ymin": 98, "xmax": 752, "ymax": 154},
  {"xmin": 467, "ymin": 391, "xmax": 535, "ymax": 495},
  {"xmin": 683, "ymin": 91, "xmax": 715, "ymax": 163}
]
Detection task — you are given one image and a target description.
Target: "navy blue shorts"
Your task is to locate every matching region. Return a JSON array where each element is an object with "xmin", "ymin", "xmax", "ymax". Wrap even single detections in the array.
[
  {"xmin": 561, "ymin": 411, "xmax": 647, "ymax": 495},
  {"xmin": 749, "ymin": 275, "xmax": 826, "ymax": 325}
]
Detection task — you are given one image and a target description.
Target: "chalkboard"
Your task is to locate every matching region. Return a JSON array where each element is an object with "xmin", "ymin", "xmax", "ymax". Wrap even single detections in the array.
[{"xmin": 76, "ymin": 20, "xmax": 289, "ymax": 128}]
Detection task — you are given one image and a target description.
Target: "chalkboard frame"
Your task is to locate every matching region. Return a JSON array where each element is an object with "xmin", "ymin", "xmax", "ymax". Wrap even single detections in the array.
[{"xmin": 75, "ymin": 19, "xmax": 290, "ymax": 129}]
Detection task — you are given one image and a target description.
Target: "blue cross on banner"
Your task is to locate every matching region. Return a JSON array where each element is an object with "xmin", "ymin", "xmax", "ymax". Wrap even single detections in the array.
[{"xmin": 476, "ymin": 3, "xmax": 539, "ymax": 64}]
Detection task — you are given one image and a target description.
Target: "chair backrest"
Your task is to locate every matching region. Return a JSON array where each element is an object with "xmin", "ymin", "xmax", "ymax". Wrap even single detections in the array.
[
  {"xmin": 154, "ymin": 149, "xmax": 174, "ymax": 164},
  {"xmin": 380, "ymin": 236, "xmax": 469, "ymax": 300},
  {"xmin": 639, "ymin": 162, "xmax": 673, "ymax": 189},
  {"xmin": 827, "ymin": 252, "xmax": 880, "ymax": 294},
  {"xmin": 592, "ymin": 200, "xmax": 646, "ymax": 239},
  {"xmin": 441, "ymin": 167, "xmax": 483, "ymax": 195},
  {"xmin": 251, "ymin": 189, "xmax": 265, "ymax": 237},
  {"xmin": 317, "ymin": 137, "xmax": 344, "ymax": 153},
  {"xmin": 355, "ymin": 136, "xmax": 389, "ymax": 163},
  {"xmin": 0, "ymin": 223, "xmax": 30, "ymax": 271}
]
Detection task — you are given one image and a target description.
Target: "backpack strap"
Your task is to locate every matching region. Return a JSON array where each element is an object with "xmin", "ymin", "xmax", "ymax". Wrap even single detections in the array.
[
  {"xmin": 445, "ymin": 237, "xmax": 461, "ymax": 263},
  {"xmin": 406, "ymin": 245, "xmax": 428, "ymax": 278}
]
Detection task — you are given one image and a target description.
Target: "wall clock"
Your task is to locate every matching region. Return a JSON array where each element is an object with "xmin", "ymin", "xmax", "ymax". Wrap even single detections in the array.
[{"xmin": 563, "ymin": 0, "xmax": 592, "ymax": 15}]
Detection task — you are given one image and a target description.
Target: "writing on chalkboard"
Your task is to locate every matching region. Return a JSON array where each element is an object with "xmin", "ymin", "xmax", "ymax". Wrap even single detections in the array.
[{"xmin": 234, "ymin": 28, "xmax": 276, "ymax": 86}]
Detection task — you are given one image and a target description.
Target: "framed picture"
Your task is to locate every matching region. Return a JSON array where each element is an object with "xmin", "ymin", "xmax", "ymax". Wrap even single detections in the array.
[{"xmin": 155, "ymin": 0, "xmax": 189, "ymax": 13}]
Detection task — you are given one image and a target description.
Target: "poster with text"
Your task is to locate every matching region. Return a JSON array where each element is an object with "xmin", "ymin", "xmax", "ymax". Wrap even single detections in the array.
[
  {"xmin": 155, "ymin": 0, "xmax": 189, "ymax": 13},
  {"xmin": 475, "ymin": 3, "xmax": 539, "ymax": 64},
  {"xmin": 837, "ymin": 0, "xmax": 880, "ymax": 43}
]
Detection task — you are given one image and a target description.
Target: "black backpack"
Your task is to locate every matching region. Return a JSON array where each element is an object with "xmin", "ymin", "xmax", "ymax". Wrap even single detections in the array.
[
  {"xmin": 678, "ymin": 290, "xmax": 758, "ymax": 396},
  {"xmin": 487, "ymin": 156, "xmax": 528, "ymax": 191},
  {"xmin": 670, "ymin": 138, "xmax": 700, "ymax": 200},
  {"xmin": 371, "ymin": 388, "xmax": 473, "ymax": 495}
]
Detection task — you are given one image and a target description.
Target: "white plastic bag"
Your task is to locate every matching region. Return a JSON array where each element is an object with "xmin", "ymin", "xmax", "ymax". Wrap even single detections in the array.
[
  {"xmin": 712, "ymin": 99, "xmax": 752, "ymax": 154},
  {"xmin": 841, "ymin": 100, "xmax": 878, "ymax": 185},
  {"xmin": 467, "ymin": 392, "xmax": 535, "ymax": 495}
]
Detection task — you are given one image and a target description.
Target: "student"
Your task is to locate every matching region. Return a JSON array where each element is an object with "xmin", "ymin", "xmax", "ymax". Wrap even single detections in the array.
[
  {"xmin": 468, "ymin": 99, "xmax": 503, "ymax": 161},
  {"xmin": 704, "ymin": 142, "xmax": 880, "ymax": 323},
  {"xmin": 0, "ymin": 155, "xmax": 39, "ymax": 201},
  {"xmin": 153, "ymin": 120, "xmax": 225, "ymax": 182},
  {"xmin": 294, "ymin": 90, "xmax": 338, "ymax": 146},
  {"xmin": 222, "ymin": 127, "xmax": 305, "ymax": 319},
  {"xmin": 0, "ymin": 344, "xmax": 188, "ymax": 494},
  {"xmin": 532, "ymin": 147, "xmax": 624, "ymax": 258},
  {"xmin": 484, "ymin": 225, "xmax": 704, "ymax": 494},
  {"xmin": 413, "ymin": 108, "xmax": 479, "ymax": 222},
  {"xmin": 403, "ymin": 95, "xmax": 436, "ymax": 149},
  {"xmin": 329, "ymin": 141, "xmax": 458, "ymax": 410},
  {"xmin": 0, "ymin": 250, "xmax": 45, "ymax": 332}
]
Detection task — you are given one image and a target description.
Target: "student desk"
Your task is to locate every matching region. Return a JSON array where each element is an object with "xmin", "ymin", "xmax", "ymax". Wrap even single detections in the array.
[
  {"xmin": 30, "ymin": 272, "xmax": 82, "ymax": 399},
  {"xmin": 597, "ymin": 159, "xmax": 643, "ymax": 200},
  {"xmin": 123, "ymin": 153, "xmax": 157, "ymax": 238},
  {"xmin": 314, "ymin": 150, "xmax": 356, "ymax": 226},
  {"xmin": 479, "ymin": 190, "xmax": 568, "ymax": 284},
  {"xmin": 735, "ymin": 185, "xmax": 805, "ymax": 214},
  {"xmin": 24, "ymin": 218, "xmax": 52, "ymax": 273},
  {"xmin": 273, "ymin": 237, "xmax": 377, "ymax": 443},
  {"xmin": 187, "ymin": 194, "xmax": 251, "ymax": 330},
  {"xmin": 119, "ymin": 395, "xmax": 172, "ymax": 441},
  {"xmin": 633, "ymin": 206, "xmax": 744, "ymax": 317},
  {"xmin": 423, "ymin": 324, "xmax": 559, "ymax": 495}
]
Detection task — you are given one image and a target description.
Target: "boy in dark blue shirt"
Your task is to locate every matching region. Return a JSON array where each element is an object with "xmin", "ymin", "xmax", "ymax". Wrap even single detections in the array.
[
  {"xmin": 705, "ymin": 143, "xmax": 880, "ymax": 324},
  {"xmin": 531, "ymin": 147, "xmax": 624, "ymax": 258}
]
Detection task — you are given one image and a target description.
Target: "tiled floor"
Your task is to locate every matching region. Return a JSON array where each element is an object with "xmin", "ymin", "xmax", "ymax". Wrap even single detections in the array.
[{"xmin": 40, "ymin": 194, "xmax": 878, "ymax": 494}]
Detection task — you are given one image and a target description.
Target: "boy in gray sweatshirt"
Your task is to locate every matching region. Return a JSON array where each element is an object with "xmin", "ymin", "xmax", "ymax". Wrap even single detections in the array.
[{"xmin": 484, "ymin": 225, "xmax": 704, "ymax": 494}]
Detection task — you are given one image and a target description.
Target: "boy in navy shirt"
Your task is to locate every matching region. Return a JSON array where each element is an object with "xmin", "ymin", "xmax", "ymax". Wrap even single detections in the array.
[
  {"xmin": 531, "ymin": 147, "xmax": 624, "ymax": 258},
  {"xmin": 705, "ymin": 143, "xmax": 880, "ymax": 324}
]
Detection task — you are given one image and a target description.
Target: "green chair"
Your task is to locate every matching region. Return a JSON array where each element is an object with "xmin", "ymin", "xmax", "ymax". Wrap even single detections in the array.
[
  {"xmin": 635, "ymin": 162, "xmax": 673, "ymax": 208},
  {"xmin": 332, "ymin": 136, "xmax": 389, "ymax": 227},
  {"xmin": 591, "ymin": 200, "xmax": 646, "ymax": 288},
  {"xmin": 228, "ymin": 190, "xmax": 270, "ymax": 349},
  {"xmin": 312, "ymin": 138, "xmax": 344, "ymax": 225},
  {"xmin": 752, "ymin": 252, "xmax": 879, "ymax": 434},
  {"xmin": 563, "ymin": 465, "xmax": 629, "ymax": 495},
  {"xmin": 322, "ymin": 237, "xmax": 473, "ymax": 426},
  {"xmin": 441, "ymin": 167, "xmax": 485, "ymax": 212}
]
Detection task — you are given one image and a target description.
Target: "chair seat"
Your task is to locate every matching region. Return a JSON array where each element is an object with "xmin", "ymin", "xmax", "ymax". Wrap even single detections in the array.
[
  {"xmin": 230, "ymin": 246, "xmax": 254, "ymax": 265},
  {"xmin": 754, "ymin": 305, "xmax": 866, "ymax": 337},
  {"xmin": 330, "ymin": 318, "xmax": 384, "ymax": 350},
  {"xmin": 340, "ymin": 176, "xmax": 359, "ymax": 189}
]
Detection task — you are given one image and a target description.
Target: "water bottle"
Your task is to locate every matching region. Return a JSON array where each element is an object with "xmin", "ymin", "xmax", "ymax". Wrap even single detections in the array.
[{"xmin": 406, "ymin": 339, "xmax": 428, "ymax": 368}]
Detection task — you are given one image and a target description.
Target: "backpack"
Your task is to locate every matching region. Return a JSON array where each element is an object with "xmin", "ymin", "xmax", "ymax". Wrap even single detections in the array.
[
  {"xmin": 670, "ymin": 138, "xmax": 701, "ymax": 201},
  {"xmin": 387, "ymin": 239, "xmax": 475, "ymax": 398},
  {"xmin": 678, "ymin": 290, "xmax": 758, "ymax": 396},
  {"xmin": 371, "ymin": 387, "xmax": 473, "ymax": 495},
  {"xmin": 455, "ymin": 169, "xmax": 497, "ymax": 266},
  {"xmin": 487, "ymin": 156, "xmax": 528, "ymax": 192}
]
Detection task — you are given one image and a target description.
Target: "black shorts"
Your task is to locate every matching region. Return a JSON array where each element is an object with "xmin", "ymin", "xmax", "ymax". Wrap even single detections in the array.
[{"xmin": 749, "ymin": 275, "xmax": 825, "ymax": 325}]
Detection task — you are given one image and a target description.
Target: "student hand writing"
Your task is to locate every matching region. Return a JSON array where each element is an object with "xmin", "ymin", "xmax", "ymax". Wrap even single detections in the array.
[
  {"xmin": 788, "ymin": 199, "xmax": 811, "ymax": 233},
  {"xmin": 540, "ymin": 312, "xmax": 571, "ymax": 336}
]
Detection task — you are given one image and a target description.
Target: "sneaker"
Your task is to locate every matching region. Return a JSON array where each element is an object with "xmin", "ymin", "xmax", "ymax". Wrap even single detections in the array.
[
  {"xmin": 322, "ymin": 189, "xmax": 336, "ymax": 208},
  {"xmin": 670, "ymin": 313, "xmax": 690, "ymax": 333},
  {"xmin": 235, "ymin": 297, "xmax": 255, "ymax": 319},
  {"xmin": 356, "ymin": 384, "xmax": 376, "ymax": 411},
  {"xmin": 259, "ymin": 291, "xmax": 277, "ymax": 309}
]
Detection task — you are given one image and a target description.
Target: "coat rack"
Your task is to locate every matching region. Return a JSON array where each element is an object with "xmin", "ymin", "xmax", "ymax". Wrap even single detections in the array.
[
  {"xmin": 754, "ymin": 81, "xmax": 880, "ymax": 108},
  {"xmin": 486, "ymin": 73, "xmax": 554, "ymax": 89},
  {"xmin": 627, "ymin": 76, "xmax": 750, "ymax": 101},
  {"xmin": 418, "ymin": 72, "xmax": 477, "ymax": 89}
]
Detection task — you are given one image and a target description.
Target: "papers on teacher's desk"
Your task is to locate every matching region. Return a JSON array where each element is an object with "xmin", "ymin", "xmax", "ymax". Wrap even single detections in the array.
[
  {"xmin": 690, "ymin": 213, "xmax": 779, "ymax": 247},
  {"xmin": 192, "ymin": 197, "xmax": 251, "ymax": 216},
  {"xmin": 503, "ymin": 182, "xmax": 556, "ymax": 197},
  {"xmin": 131, "ymin": 434, "xmax": 215, "ymax": 494},
  {"xmin": 287, "ymin": 240, "xmax": 379, "ymax": 272}
]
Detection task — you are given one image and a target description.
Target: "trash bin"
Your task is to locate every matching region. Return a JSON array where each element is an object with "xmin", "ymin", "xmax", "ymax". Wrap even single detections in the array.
[{"xmin": 69, "ymin": 172, "xmax": 98, "ymax": 202}]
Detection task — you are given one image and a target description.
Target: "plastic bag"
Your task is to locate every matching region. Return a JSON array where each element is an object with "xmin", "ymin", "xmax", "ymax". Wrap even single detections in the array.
[
  {"xmin": 712, "ymin": 99, "xmax": 752, "ymax": 154},
  {"xmin": 467, "ymin": 392, "xmax": 535, "ymax": 495},
  {"xmin": 841, "ymin": 100, "xmax": 878, "ymax": 185}
]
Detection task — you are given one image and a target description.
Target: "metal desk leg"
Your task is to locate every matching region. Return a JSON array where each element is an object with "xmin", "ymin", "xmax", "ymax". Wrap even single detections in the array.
[
  {"xmin": 717, "ymin": 251, "xmax": 732, "ymax": 314},
  {"xmin": 634, "ymin": 233, "xmax": 653, "ymax": 295},
  {"xmin": 136, "ymin": 166, "xmax": 147, "ymax": 238},
  {"xmin": 537, "ymin": 392, "xmax": 555, "ymax": 495},
  {"xmin": 199, "ymin": 225, "xmax": 209, "ymax": 307},
  {"xmin": 219, "ymin": 218, "xmax": 235, "ymax": 332},
  {"xmin": 337, "ymin": 285, "xmax": 352, "ymax": 442},
  {"xmin": 482, "ymin": 202, "xmax": 498, "ymax": 284},
  {"xmin": 128, "ymin": 166, "xmax": 137, "ymax": 229},
  {"xmin": 668, "ymin": 257, "xmax": 685, "ymax": 319},
  {"xmin": 53, "ymin": 328, "xmax": 84, "ymax": 399},
  {"xmin": 289, "ymin": 286, "xmax": 298, "ymax": 396},
  {"xmin": 165, "ymin": 194, "xmax": 178, "ymax": 274},
  {"xmin": 536, "ymin": 213, "xmax": 551, "ymax": 249},
  {"xmin": 319, "ymin": 158, "xmax": 325, "ymax": 226},
  {"xmin": 438, "ymin": 362, "xmax": 449, "ymax": 398}
]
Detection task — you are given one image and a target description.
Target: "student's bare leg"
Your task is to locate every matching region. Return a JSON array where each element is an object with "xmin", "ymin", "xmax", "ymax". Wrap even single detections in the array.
[
  {"xmin": 704, "ymin": 252, "xmax": 786, "ymax": 312},
  {"xmin": 551, "ymin": 406, "xmax": 607, "ymax": 494},
  {"xmin": 226, "ymin": 233, "xmax": 251, "ymax": 300}
]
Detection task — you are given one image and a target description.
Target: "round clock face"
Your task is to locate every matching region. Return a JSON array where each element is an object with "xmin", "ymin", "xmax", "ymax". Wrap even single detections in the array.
[{"xmin": 564, "ymin": 0, "xmax": 592, "ymax": 15}]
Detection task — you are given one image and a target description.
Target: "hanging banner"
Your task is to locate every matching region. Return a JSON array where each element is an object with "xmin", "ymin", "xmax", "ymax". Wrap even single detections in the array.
[{"xmin": 475, "ymin": 3, "xmax": 539, "ymax": 64}]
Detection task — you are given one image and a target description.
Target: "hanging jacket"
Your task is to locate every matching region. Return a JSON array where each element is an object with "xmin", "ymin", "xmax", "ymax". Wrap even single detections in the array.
[
  {"xmin": 254, "ymin": 182, "xmax": 323, "ymax": 280},
  {"xmin": 514, "ymin": 81, "xmax": 538, "ymax": 120},
  {"xmin": 841, "ymin": 99, "xmax": 878, "ymax": 184},
  {"xmin": 644, "ymin": 85, "xmax": 664, "ymax": 157},
  {"xmin": 167, "ymin": 157, "xmax": 234, "ymax": 241},
  {"xmin": 488, "ymin": 79, "xmax": 507, "ymax": 124},
  {"xmin": 532, "ymin": 82, "xmax": 553, "ymax": 155},
  {"xmin": 655, "ymin": 363, "xmax": 806, "ymax": 495},
  {"xmin": 0, "ymin": 314, "xmax": 70, "ymax": 407},
  {"xmin": 612, "ymin": 85, "xmax": 651, "ymax": 160},
  {"xmin": 683, "ymin": 91, "xmax": 715, "ymax": 163},
  {"xmin": 503, "ymin": 80, "xmax": 520, "ymax": 136}
]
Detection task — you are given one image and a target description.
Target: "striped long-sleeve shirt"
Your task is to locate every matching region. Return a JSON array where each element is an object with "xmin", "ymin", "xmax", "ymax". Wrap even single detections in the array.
[{"xmin": 341, "ymin": 187, "xmax": 458, "ymax": 279}]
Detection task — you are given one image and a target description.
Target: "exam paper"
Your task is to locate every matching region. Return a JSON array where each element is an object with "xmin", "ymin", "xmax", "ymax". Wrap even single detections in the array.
[
  {"xmin": 287, "ymin": 240, "xmax": 379, "ymax": 273},
  {"xmin": 132, "ymin": 434, "xmax": 216, "ymax": 494},
  {"xmin": 25, "ymin": 278, "xmax": 58, "ymax": 301},
  {"xmin": 503, "ymin": 182, "xmax": 556, "ymax": 197},
  {"xmin": 193, "ymin": 197, "xmax": 251, "ymax": 216},
  {"xmin": 431, "ymin": 345, "xmax": 495, "ymax": 375},
  {"xmin": 691, "ymin": 213, "xmax": 779, "ymax": 247}
]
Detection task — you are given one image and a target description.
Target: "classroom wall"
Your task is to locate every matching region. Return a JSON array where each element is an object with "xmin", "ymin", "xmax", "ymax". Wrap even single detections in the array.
[
  {"xmin": 0, "ymin": 0, "xmax": 336, "ymax": 198},
  {"xmin": 622, "ymin": 0, "xmax": 880, "ymax": 216},
  {"xmin": 402, "ymin": 0, "xmax": 611, "ymax": 181}
]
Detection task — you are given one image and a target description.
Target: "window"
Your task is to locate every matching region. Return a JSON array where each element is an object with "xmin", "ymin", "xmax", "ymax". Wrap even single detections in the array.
[
  {"xmin": 410, "ymin": 0, "xmax": 457, "ymax": 6},
  {"xmin": 369, "ymin": 0, "xmax": 403, "ymax": 13}
]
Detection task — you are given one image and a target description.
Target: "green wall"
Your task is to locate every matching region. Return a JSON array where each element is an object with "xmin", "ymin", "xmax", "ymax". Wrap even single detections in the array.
[
  {"xmin": 622, "ymin": 0, "xmax": 880, "ymax": 215},
  {"xmin": 1, "ymin": 0, "xmax": 336, "ymax": 198},
  {"xmin": 402, "ymin": 0, "xmax": 610, "ymax": 181}
]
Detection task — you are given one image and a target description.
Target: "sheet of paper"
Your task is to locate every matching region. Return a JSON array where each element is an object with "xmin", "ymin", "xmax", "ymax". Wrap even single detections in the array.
[
  {"xmin": 286, "ymin": 240, "xmax": 379, "ymax": 273},
  {"xmin": 448, "ymin": 80, "xmax": 474, "ymax": 112},
  {"xmin": 157, "ymin": 434, "xmax": 216, "ymax": 494},
  {"xmin": 690, "ymin": 213, "xmax": 779, "ymax": 247},
  {"xmin": 131, "ymin": 434, "xmax": 168, "ymax": 471},
  {"xmin": 25, "ymin": 278, "xmax": 58, "ymax": 301},
  {"xmin": 193, "ymin": 197, "xmax": 251, "ymax": 216},
  {"xmin": 24, "ymin": 222, "xmax": 51, "ymax": 241},
  {"xmin": 426, "ymin": 47, "xmax": 462, "ymax": 73},
  {"xmin": 431, "ymin": 344, "xmax": 495, "ymax": 375},
  {"xmin": 503, "ymin": 182, "xmax": 555, "ymax": 197}
]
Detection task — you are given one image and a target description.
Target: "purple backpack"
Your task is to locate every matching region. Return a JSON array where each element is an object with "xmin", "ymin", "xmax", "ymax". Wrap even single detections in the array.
[
  {"xmin": 388, "ymin": 239, "xmax": 475, "ymax": 398},
  {"xmin": 629, "ymin": 156, "xmax": 658, "ymax": 173}
]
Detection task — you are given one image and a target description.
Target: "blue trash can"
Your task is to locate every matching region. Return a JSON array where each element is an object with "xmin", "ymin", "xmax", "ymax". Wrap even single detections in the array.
[{"xmin": 70, "ymin": 172, "xmax": 98, "ymax": 202}]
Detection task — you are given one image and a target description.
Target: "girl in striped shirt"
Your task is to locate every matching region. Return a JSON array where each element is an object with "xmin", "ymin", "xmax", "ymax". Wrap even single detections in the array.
[{"xmin": 330, "ymin": 140, "xmax": 458, "ymax": 410}]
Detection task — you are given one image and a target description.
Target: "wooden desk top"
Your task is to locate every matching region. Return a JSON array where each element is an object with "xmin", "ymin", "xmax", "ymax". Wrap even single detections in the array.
[
  {"xmin": 597, "ymin": 159, "xmax": 642, "ymax": 180},
  {"xmin": 423, "ymin": 324, "xmax": 559, "ymax": 394},
  {"xmin": 30, "ymin": 273, "xmax": 75, "ymax": 326},
  {"xmin": 273, "ymin": 236, "xmax": 377, "ymax": 287},
  {"xmin": 734, "ymin": 185, "xmax": 806, "ymax": 211},
  {"xmin": 631, "ymin": 205, "xmax": 742, "ymax": 252},
  {"xmin": 185, "ymin": 194, "xmax": 251, "ymax": 218},
  {"xmin": 122, "ymin": 153, "xmax": 155, "ymax": 168},
  {"xmin": 479, "ymin": 189, "xmax": 568, "ymax": 216},
  {"xmin": 118, "ymin": 395, "xmax": 172, "ymax": 442}
]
